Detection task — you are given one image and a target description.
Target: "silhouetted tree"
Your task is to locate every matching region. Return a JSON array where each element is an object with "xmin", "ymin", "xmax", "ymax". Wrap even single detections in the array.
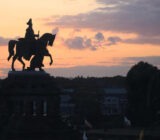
[{"xmin": 126, "ymin": 61, "xmax": 160, "ymax": 126}]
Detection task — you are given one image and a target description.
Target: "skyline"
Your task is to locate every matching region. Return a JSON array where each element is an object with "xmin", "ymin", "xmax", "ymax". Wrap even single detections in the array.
[{"xmin": 0, "ymin": 0, "xmax": 160, "ymax": 77}]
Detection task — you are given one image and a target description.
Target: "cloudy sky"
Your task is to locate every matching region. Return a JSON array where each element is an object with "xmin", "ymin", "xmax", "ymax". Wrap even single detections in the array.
[{"xmin": 0, "ymin": 0, "xmax": 160, "ymax": 78}]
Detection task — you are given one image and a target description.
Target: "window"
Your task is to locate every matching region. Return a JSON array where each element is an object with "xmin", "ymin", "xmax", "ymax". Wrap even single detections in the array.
[
  {"xmin": 32, "ymin": 101, "xmax": 37, "ymax": 116},
  {"xmin": 43, "ymin": 100, "xmax": 47, "ymax": 116}
]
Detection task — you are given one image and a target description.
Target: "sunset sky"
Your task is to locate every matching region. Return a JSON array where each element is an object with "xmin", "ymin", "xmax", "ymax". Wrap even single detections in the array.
[{"xmin": 0, "ymin": 0, "xmax": 160, "ymax": 78}]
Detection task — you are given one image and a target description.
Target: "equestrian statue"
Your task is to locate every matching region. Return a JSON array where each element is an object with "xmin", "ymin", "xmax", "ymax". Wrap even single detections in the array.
[{"xmin": 7, "ymin": 18, "xmax": 56, "ymax": 71}]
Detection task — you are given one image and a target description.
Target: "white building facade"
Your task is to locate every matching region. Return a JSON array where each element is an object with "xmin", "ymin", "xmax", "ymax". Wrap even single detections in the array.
[{"xmin": 101, "ymin": 88, "xmax": 127, "ymax": 115}]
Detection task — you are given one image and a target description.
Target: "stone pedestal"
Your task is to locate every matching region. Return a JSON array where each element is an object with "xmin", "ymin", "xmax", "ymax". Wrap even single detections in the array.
[
  {"xmin": 3, "ymin": 71, "xmax": 56, "ymax": 91},
  {"xmin": 8, "ymin": 71, "xmax": 51, "ymax": 83},
  {"xmin": 1, "ymin": 71, "xmax": 59, "ymax": 116},
  {"xmin": 0, "ymin": 71, "xmax": 80, "ymax": 140},
  {"xmin": 8, "ymin": 71, "xmax": 50, "ymax": 78}
]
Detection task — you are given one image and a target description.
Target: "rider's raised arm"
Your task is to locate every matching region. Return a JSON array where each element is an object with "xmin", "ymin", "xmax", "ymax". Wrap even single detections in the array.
[{"xmin": 34, "ymin": 31, "xmax": 39, "ymax": 38}]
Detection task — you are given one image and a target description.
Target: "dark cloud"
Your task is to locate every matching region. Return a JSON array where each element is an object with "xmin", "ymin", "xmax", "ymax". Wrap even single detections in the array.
[
  {"xmin": 106, "ymin": 36, "xmax": 122, "ymax": 46},
  {"xmin": 64, "ymin": 32, "xmax": 128, "ymax": 50},
  {"xmin": 64, "ymin": 32, "xmax": 106, "ymax": 50},
  {"xmin": 46, "ymin": 0, "xmax": 160, "ymax": 45},
  {"xmin": 64, "ymin": 36, "xmax": 98, "ymax": 50},
  {"xmin": 95, "ymin": 32, "xmax": 104, "ymax": 41},
  {"xmin": 0, "ymin": 37, "xmax": 11, "ymax": 46},
  {"xmin": 84, "ymin": 38, "xmax": 97, "ymax": 50},
  {"xmin": 64, "ymin": 36, "xmax": 85, "ymax": 50},
  {"xmin": 85, "ymin": 39, "xmax": 92, "ymax": 47}
]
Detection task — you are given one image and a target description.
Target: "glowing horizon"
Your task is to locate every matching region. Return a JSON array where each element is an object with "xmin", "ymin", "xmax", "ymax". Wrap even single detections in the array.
[{"xmin": 0, "ymin": 0, "xmax": 160, "ymax": 77}]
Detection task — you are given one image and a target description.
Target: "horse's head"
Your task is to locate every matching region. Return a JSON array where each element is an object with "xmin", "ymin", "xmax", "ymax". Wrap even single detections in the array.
[
  {"xmin": 40, "ymin": 33, "xmax": 56, "ymax": 47},
  {"xmin": 48, "ymin": 34, "xmax": 56, "ymax": 46}
]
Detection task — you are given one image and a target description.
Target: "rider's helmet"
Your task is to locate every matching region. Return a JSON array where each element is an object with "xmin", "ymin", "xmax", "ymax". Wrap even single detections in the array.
[{"xmin": 27, "ymin": 18, "xmax": 32, "ymax": 26}]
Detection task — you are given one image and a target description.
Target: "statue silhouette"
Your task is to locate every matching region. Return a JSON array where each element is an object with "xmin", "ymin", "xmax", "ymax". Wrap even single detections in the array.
[
  {"xmin": 8, "ymin": 32, "xmax": 56, "ymax": 71},
  {"xmin": 7, "ymin": 18, "xmax": 56, "ymax": 71}
]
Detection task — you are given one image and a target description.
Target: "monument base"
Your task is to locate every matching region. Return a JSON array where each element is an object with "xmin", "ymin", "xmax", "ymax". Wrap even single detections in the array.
[
  {"xmin": 1, "ymin": 71, "xmax": 56, "ymax": 92},
  {"xmin": 8, "ymin": 71, "xmax": 50, "ymax": 79},
  {"xmin": 0, "ymin": 71, "xmax": 80, "ymax": 140},
  {"xmin": 0, "ymin": 71, "xmax": 81, "ymax": 140}
]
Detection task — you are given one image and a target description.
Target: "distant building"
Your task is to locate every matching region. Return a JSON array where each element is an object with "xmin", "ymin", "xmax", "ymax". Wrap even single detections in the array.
[
  {"xmin": 101, "ymin": 88, "xmax": 128, "ymax": 115},
  {"xmin": 60, "ymin": 88, "xmax": 75, "ymax": 118}
]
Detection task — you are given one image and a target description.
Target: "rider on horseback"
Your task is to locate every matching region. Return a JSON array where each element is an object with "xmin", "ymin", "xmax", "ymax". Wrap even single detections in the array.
[
  {"xmin": 25, "ymin": 18, "xmax": 39, "ymax": 40},
  {"xmin": 24, "ymin": 18, "xmax": 39, "ymax": 60}
]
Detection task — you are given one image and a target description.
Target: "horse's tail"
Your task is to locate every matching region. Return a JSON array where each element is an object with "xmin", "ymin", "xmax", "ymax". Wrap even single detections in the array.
[{"xmin": 8, "ymin": 40, "xmax": 17, "ymax": 61}]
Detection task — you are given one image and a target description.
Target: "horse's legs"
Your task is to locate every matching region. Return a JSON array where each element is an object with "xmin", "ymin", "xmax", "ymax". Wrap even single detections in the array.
[
  {"xmin": 18, "ymin": 57, "xmax": 25, "ymax": 71},
  {"xmin": 39, "ymin": 67, "xmax": 44, "ymax": 71},
  {"xmin": 11, "ymin": 54, "xmax": 18, "ymax": 71}
]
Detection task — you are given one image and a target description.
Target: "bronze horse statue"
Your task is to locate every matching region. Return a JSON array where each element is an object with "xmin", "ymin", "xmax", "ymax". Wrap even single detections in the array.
[{"xmin": 8, "ymin": 33, "xmax": 56, "ymax": 71}]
